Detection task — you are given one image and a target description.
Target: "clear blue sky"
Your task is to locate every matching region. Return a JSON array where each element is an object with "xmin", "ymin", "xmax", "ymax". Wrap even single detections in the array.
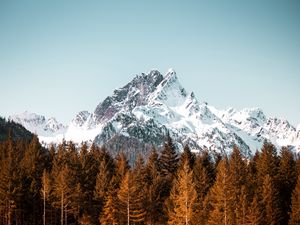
[{"xmin": 0, "ymin": 0, "xmax": 299, "ymax": 126}]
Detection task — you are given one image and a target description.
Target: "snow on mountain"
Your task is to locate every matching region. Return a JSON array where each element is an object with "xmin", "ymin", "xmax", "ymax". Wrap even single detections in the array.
[
  {"xmin": 9, "ymin": 111, "xmax": 67, "ymax": 142},
  {"xmin": 8, "ymin": 69, "xmax": 300, "ymax": 156}
]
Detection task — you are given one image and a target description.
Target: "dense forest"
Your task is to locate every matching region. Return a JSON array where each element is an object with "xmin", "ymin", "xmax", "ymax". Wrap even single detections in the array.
[{"xmin": 0, "ymin": 130, "xmax": 300, "ymax": 225}]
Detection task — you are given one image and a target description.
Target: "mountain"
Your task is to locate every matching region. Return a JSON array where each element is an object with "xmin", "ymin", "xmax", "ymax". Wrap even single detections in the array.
[
  {"xmin": 8, "ymin": 69, "xmax": 300, "ymax": 157},
  {"xmin": 8, "ymin": 111, "xmax": 66, "ymax": 143}
]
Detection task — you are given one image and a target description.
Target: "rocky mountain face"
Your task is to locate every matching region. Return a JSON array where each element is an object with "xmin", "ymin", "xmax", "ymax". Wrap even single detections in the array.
[{"xmin": 9, "ymin": 69, "xmax": 300, "ymax": 157}]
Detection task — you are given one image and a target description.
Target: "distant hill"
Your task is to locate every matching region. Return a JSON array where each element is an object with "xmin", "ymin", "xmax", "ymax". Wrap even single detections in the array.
[{"xmin": 0, "ymin": 117, "xmax": 34, "ymax": 142}]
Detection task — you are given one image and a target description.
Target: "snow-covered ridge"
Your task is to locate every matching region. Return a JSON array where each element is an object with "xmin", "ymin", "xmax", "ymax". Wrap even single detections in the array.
[
  {"xmin": 8, "ymin": 111, "xmax": 66, "ymax": 137},
  {"xmin": 8, "ymin": 69, "xmax": 300, "ymax": 155}
]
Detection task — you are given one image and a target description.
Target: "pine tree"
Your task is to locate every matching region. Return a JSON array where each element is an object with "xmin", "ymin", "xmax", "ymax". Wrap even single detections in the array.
[
  {"xmin": 159, "ymin": 134, "xmax": 179, "ymax": 214},
  {"xmin": 289, "ymin": 174, "xmax": 300, "ymax": 225},
  {"xmin": 262, "ymin": 174, "xmax": 281, "ymax": 225},
  {"xmin": 256, "ymin": 141, "xmax": 279, "ymax": 186},
  {"xmin": 227, "ymin": 146, "xmax": 247, "ymax": 225},
  {"xmin": 94, "ymin": 150, "xmax": 115, "ymax": 216},
  {"xmin": 167, "ymin": 158, "xmax": 197, "ymax": 225},
  {"xmin": 100, "ymin": 193, "xmax": 118, "ymax": 225},
  {"xmin": 245, "ymin": 195, "xmax": 263, "ymax": 225},
  {"xmin": 41, "ymin": 169, "xmax": 51, "ymax": 225},
  {"xmin": 144, "ymin": 148, "xmax": 165, "ymax": 225},
  {"xmin": 207, "ymin": 158, "xmax": 230, "ymax": 225},
  {"xmin": 278, "ymin": 147, "xmax": 296, "ymax": 225},
  {"xmin": 21, "ymin": 135, "xmax": 46, "ymax": 224},
  {"xmin": 78, "ymin": 143, "xmax": 98, "ymax": 219},
  {"xmin": 159, "ymin": 134, "xmax": 179, "ymax": 177},
  {"xmin": 114, "ymin": 152, "xmax": 130, "ymax": 186},
  {"xmin": 52, "ymin": 164, "xmax": 78, "ymax": 225},
  {"xmin": 179, "ymin": 144, "xmax": 195, "ymax": 169},
  {"xmin": 193, "ymin": 151, "xmax": 215, "ymax": 225},
  {"xmin": 0, "ymin": 137, "xmax": 21, "ymax": 225},
  {"xmin": 116, "ymin": 171, "xmax": 146, "ymax": 224}
]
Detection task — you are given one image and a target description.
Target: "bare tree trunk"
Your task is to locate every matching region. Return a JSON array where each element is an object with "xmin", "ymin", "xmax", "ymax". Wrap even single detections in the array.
[{"xmin": 65, "ymin": 205, "xmax": 67, "ymax": 225}]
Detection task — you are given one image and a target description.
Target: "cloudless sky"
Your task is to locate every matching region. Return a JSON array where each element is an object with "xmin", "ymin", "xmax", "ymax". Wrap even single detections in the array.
[{"xmin": 0, "ymin": 0, "xmax": 299, "ymax": 126}]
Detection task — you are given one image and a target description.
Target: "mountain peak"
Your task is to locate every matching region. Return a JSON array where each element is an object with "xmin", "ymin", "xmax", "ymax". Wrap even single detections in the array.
[
  {"xmin": 9, "ymin": 69, "xmax": 299, "ymax": 156},
  {"xmin": 166, "ymin": 68, "xmax": 176, "ymax": 75}
]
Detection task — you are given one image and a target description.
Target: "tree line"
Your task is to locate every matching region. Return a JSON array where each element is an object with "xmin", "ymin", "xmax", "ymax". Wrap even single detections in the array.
[{"xmin": 0, "ymin": 134, "xmax": 300, "ymax": 225}]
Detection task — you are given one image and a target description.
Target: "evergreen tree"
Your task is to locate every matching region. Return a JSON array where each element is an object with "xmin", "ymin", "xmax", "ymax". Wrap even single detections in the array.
[
  {"xmin": 278, "ymin": 147, "xmax": 296, "ymax": 225},
  {"xmin": 78, "ymin": 143, "xmax": 98, "ymax": 219},
  {"xmin": 0, "ymin": 138, "xmax": 16, "ymax": 225},
  {"xmin": 167, "ymin": 158, "xmax": 197, "ymax": 225},
  {"xmin": 193, "ymin": 151, "xmax": 215, "ymax": 225},
  {"xmin": 245, "ymin": 195, "xmax": 263, "ymax": 225},
  {"xmin": 114, "ymin": 152, "xmax": 130, "ymax": 186},
  {"xmin": 289, "ymin": 174, "xmax": 300, "ymax": 225},
  {"xmin": 159, "ymin": 134, "xmax": 179, "ymax": 176},
  {"xmin": 227, "ymin": 146, "xmax": 247, "ymax": 225},
  {"xmin": 207, "ymin": 158, "xmax": 230, "ymax": 225},
  {"xmin": 262, "ymin": 174, "xmax": 281, "ymax": 225},
  {"xmin": 94, "ymin": 149, "xmax": 115, "ymax": 217},
  {"xmin": 41, "ymin": 169, "xmax": 51, "ymax": 225},
  {"xmin": 100, "ymin": 193, "xmax": 118, "ymax": 225},
  {"xmin": 179, "ymin": 144, "xmax": 195, "ymax": 169},
  {"xmin": 144, "ymin": 148, "xmax": 165, "ymax": 225},
  {"xmin": 116, "ymin": 171, "xmax": 146, "ymax": 224},
  {"xmin": 256, "ymin": 141, "xmax": 279, "ymax": 186},
  {"xmin": 52, "ymin": 164, "xmax": 78, "ymax": 225},
  {"xmin": 0, "ymin": 137, "xmax": 23, "ymax": 225},
  {"xmin": 159, "ymin": 134, "xmax": 179, "ymax": 215},
  {"xmin": 21, "ymin": 135, "xmax": 46, "ymax": 224}
]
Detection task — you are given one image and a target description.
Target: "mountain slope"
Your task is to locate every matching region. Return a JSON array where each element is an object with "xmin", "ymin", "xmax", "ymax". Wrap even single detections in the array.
[
  {"xmin": 9, "ymin": 69, "xmax": 300, "ymax": 156},
  {"xmin": 66, "ymin": 69, "xmax": 300, "ymax": 156},
  {"xmin": 8, "ymin": 111, "xmax": 66, "ymax": 143}
]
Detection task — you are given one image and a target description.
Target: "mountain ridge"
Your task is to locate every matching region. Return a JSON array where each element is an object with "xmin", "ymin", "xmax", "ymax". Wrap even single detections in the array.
[{"xmin": 7, "ymin": 69, "xmax": 300, "ymax": 156}]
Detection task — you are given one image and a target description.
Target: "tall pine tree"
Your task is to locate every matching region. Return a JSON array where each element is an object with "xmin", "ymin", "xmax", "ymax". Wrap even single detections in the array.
[{"xmin": 167, "ymin": 158, "xmax": 197, "ymax": 225}]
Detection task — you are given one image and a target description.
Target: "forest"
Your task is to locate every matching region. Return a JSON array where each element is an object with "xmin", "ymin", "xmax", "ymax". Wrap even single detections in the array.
[{"xmin": 0, "ymin": 132, "xmax": 300, "ymax": 225}]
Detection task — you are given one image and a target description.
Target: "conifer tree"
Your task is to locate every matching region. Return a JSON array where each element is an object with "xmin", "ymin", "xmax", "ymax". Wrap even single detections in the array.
[
  {"xmin": 289, "ymin": 174, "xmax": 300, "ymax": 225},
  {"xmin": 117, "ymin": 171, "xmax": 146, "ymax": 224},
  {"xmin": 41, "ymin": 169, "xmax": 51, "ymax": 225},
  {"xmin": 159, "ymin": 134, "xmax": 179, "ymax": 212},
  {"xmin": 245, "ymin": 195, "xmax": 263, "ymax": 225},
  {"xmin": 78, "ymin": 143, "xmax": 98, "ymax": 218},
  {"xmin": 278, "ymin": 147, "xmax": 296, "ymax": 225},
  {"xmin": 52, "ymin": 164, "xmax": 78, "ymax": 225},
  {"xmin": 114, "ymin": 152, "xmax": 130, "ymax": 186},
  {"xmin": 159, "ymin": 134, "xmax": 179, "ymax": 176},
  {"xmin": 100, "ymin": 193, "xmax": 118, "ymax": 225},
  {"xmin": 21, "ymin": 135, "xmax": 46, "ymax": 224},
  {"xmin": 227, "ymin": 146, "xmax": 247, "ymax": 225},
  {"xmin": 0, "ymin": 137, "xmax": 22, "ymax": 225},
  {"xmin": 207, "ymin": 158, "xmax": 230, "ymax": 225},
  {"xmin": 256, "ymin": 141, "xmax": 279, "ymax": 186},
  {"xmin": 94, "ymin": 150, "xmax": 115, "ymax": 216},
  {"xmin": 144, "ymin": 148, "xmax": 165, "ymax": 225},
  {"xmin": 179, "ymin": 144, "xmax": 195, "ymax": 169},
  {"xmin": 262, "ymin": 174, "xmax": 281, "ymax": 225},
  {"xmin": 167, "ymin": 158, "xmax": 197, "ymax": 225},
  {"xmin": 193, "ymin": 151, "xmax": 215, "ymax": 225}
]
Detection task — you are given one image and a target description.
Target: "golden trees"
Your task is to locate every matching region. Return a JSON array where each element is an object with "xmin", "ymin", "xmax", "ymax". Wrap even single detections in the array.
[{"xmin": 167, "ymin": 158, "xmax": 197, "ymax": 225}]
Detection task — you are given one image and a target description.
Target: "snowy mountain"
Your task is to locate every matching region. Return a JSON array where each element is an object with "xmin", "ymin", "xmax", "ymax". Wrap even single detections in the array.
[
  {"xmin": 9, "ymin": 69, "xmax": 300, "ymax": 157},
  {"xmin": 8, "ymin": 111, "xmax": 67, "ymax": 142}
]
